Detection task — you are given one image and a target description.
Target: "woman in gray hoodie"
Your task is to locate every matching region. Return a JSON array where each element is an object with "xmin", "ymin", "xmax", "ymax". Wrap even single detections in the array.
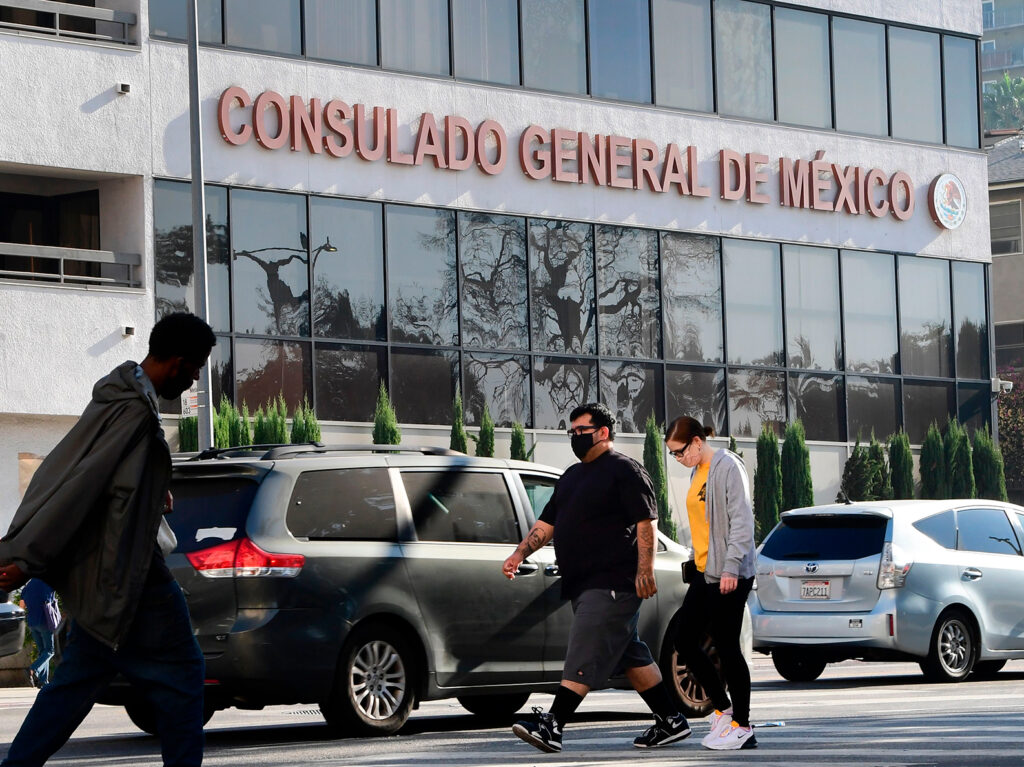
[{"xmin": 665, "ymin": 417, "xmax": 756, "ymax": 751}]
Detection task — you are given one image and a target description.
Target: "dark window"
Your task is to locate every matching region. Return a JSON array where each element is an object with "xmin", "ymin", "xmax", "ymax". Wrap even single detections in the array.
[
  {"xmin": 666, "ymin": 365, "xmax": 726, "ymax": 436},
  {"xmin": 958, "ymin": 383, "xmax": 991, "ymax": 437},
  {"xmin": 464, "ymin": 353, "xmax": 531, "ymax": 428},
  {"xmin": 944, "ymin": 36, "xmax": 979, "ymax": 148},
  {"xmin": 847, "ymin": 376, "xmax": 900, "ymax": 443},
  {"xmin": 148, "ymin": 0, "xmax": 222, "ymax": 42},
  {"xmin": 714, "ymin": 0, "xmax": 773, "ymax": 120},
  {"xmin": 519, "ymin": 474, "xmax": 557, "ymax": 524},
  {"xmin": 652, "ymin": 0, "xmax": 712, "ymax": 112},
  {"xmin": 899, "ymin": 256, "xmax": 951, "ymax": 378},
  {"xmin": 452, "ymin": 0, "xmax": 519, "ymax": 85},
  {"xmin": 842, "ymin": 250, "xmax": 897, "ymax": 374},
  {"xmin": 287, "ymin": 468, "xmax": 397, "ymax": 540},
  {"xmin": 990, "ymin": 202, "xmax": 1022, "ymax": 255},
  {"xmin": 789, "ymin": 374, "xmax": 844, "ymax": 442},
  {"xmin": 600, "ymin": 361, "xmax": 663, "ymax": 434},
  {"xmin": 235, "ymin": 338, "xmax": 312, "ymax": 413},
  {"xmin": 588, "ymin": 0, "xmax": 651, "ymax": 103},
  {"xmin": 912, "ymin": 509, "xmax": 956, "ymax": 549},
  {"xmin": 311, "ymin": 198, "xmax": 386, "ymax": 341},
  {"xmin": 903, "ymin": 381, "xmax": 953, "ymax": 444},
  {"xmin": 953, "ymin": 261, "xmax": 989, "ymax": 380},
  {"xmin": 533, "ymin": 356, "xmax": 597, "ymax": 430},
  {"xmin": 209, "ymin": 338, "xmax": 233, "ymax": 411},
  {"xmin": 662, "ymin": 233, "xmax": 722, "ymax": 363},
  {"xmin": 729, "ymin": 368, "xmax": 785, "ymax": 437},
  {"xmin": 761, "ymin": 514, "xmax": 888, "ymax": 561},
  {"xmin": 833, "ymin": 18, "xmax": 887, "ymax": 136},
  {"xmin": 403, "ymin": 471, "xmax": 519, "ymax": 544},
  {"xmin": 459, "ymin": 212, "xmax": 528, "ymax": 350},
  {"xmin": 386, "ymin": 205, "xmax": 458, "ymax": 346},
  {"xmin": 230, "ymin": 189, "xmax": 310, "ymax": 337},
  {"xmin": 305, "ymin": 0, "xmax": 377, "ymax": 65},
  {"xmin": 380, "ymin": 0, "xmax": 450, "ymax": 76},
  {"xmin": 724, "ymin": 239, "xmax": 783, "ymax": 366},
  {"xmin": 391, "ymin": 347, "xmax": 459, "ymax": 425},
  {"xmin": 224, "ymin": 0, "xmax": 301, "ymax": 54},
  {"xmin": 774, "ymin": 8, "xmax": 831, "ymax": 128},
  {"xmin": 167, "ymin": 475, "xmax": 260, "ymax": 553},
  {"xmin": 0, "ymin": 190, "xmax": 99, "ymax": 248},
  {"xmin": 529, "ymin": 220, "xmax": 595, "ymax": 354},
  {"xmin": 315, "ymin": 344, "xmax": 387, "ymax": 422},
  {"xmin": 957, "ymin": 508, "xmax": 1022, "ymax": 556},
  {"xmin": 784, "ymin": 245, "xmax": 842, "ymax": 371},
  {"xmin": 597, "ymin": 226, "xmax": 660, "ymax": 358},
  {"xmin": 521, "ymin": 0, "xmax": 586, "ymax": 95},
  {"xmin": 889, "ymin": 27, "xmax": 942, "ymax": 144}
]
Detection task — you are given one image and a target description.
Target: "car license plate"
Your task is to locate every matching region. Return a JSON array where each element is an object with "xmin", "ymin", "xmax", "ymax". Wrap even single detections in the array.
[{"xmin": 800, "ymin": 580, "xmax": 830, "ymax": 599}]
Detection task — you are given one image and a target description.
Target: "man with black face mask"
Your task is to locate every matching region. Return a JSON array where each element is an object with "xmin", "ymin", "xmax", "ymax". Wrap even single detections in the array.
[{"xmin": 502, "ymin": 403, "xmax": 689, "ymax": 754}]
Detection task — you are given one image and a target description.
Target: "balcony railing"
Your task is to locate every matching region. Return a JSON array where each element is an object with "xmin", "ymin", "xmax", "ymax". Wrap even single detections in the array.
[
  {"xmin": 982, "ymin": 48, "xmax": 1024, "ymax": 72},
  {"xmin": 984, "ymin": 7, "xmax": 1024, "ymax": 30},
  {"xmin": 0, "ymin": 0, "xmax": 137, "ymax": 45},
  {"xmin": 0, "ymin": 242, "xmax": 140, "ymax": 288}
]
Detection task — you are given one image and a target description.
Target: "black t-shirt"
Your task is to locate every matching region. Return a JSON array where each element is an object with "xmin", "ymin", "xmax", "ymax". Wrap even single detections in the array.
[{"xmin": 539, "ymin": 449, "xmax": 658, "ymax": 600}]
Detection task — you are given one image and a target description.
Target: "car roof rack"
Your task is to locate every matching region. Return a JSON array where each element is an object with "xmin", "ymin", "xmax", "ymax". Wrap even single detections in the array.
[{"xmin": 188, "ymin": 443, "xmax": 465, "ymax": 461}]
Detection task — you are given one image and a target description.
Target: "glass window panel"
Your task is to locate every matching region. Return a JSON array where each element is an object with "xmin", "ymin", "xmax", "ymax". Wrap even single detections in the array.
[
  {"xmin": 380, "ymin": 0, "xmax": 450, "ymax": 76},
  {"xmin": 724, "ymin": 239, "xmax": 783, "ymax": 366},
  {"xmin": 991, "ymin": 201, "xmax": 1023, "ymax": 255},
  {"xmin": 728, "ymin": 368, "xmax": 785, "ymax": 437},
  {"xmin": 315, "ymin": 343, "xmax": 386, "ymax": 422},
  {"xmin": 653, "ymin": 0, "xmax": 712, "ymax": 112},
  {"xmin": 714, "ymin": 0, "xmax": 773, "ymax": 120},
  {"xmin": 533, "ymin": 357, "xmax": 597, "ymax": 430},
  {"xmin": 958, "ymin": 383, "xmax": 991, "ymax": 437},
  {"xmin": 784, "ymin": 245, "xmax": 842, "ymax": 371},
  {"xmin": 913, "ymin": 510, "xmax": 957, "ymax": 549},
  {"xmin": 996, "ymin": 347, "xmax": 1024, "ymax": 369},
  {"xmin": 662, "ymin": 233, "xmax": 722, "ymax": 363},
  {"xmin": 231, "ymin": 190, "xmax": 309, "ymax": 337},
  {"xmin": 904, "ymin": 380, "xmax": 954, "ymax": 444},
  {"xmin": 529, "ymin": 220, "xmax": 595, "ymax": 354},
  {"xmin": 899, "ymin": 256, "xmax": 952, "ymax": 378},
  {"xmin": 774, "ymin": 9, "xmax": 831, "ymax": 128},
  {"xmin": 600, "ymin": 361, "xmax": 663, "ymax": 434},
  {"xmin": 153, "ymin": 182, "xmax": 230, "ymax": 333},
  {"xmin": 842, "ymin": 250, "xmax": 897, "ymax": 374},
  {"xmin": 597, "ymin": 226, "xmax": 660, "ymax": 358},
  {"xmin": 403, "ymin": 471, "xmax": 520, "ymax": 544},
  {"xmin": 459, "ymin": 213, "xmax": 528, "ymax": 350},
  {"xmin": 452, "ymin": 0, "xmax": 518, "ymax": 84},
  {"xmin": 944, "ymin": 36, "xmax": 979, "ymax": 148},
  {"xmin": 522, "ymin": 0, "xmax": 586, "ymax": 95},
  {"xmin": 391, "ymin": 347, "xmax": 459, "ymax": 425},
  {"xmin": 305, "ymin": 0, "xmax": 377, "ymax": 65},
  {"xmin": 665, "ymin": 366, "xmax": 726, "ymax": 436},
  {"xmin": 287, "ymin": 468, "xmax": 397, "ymax": 541},
  {"xmin": 464, "ymin": 353, "xmax": 530, "ymax": 428},
  {"xmin": 953, "ymin": 261, "xmax": 989, "ymax": 380},
  {"xmin": 847, "ymin": 375, "xmax": 900, "ymax": 442},
  {"xmin": 149, "ymin": 0, "xmax": 221, "ymax": 41},
  {"xmin": 957, "ymin": 508, "xmax": 1021, "ymax": 555},
  {"xmin": 386, "ymin": 205, "xmax": 458, "ymax": 346},
  {"xmin": 833, "ymin": 18, "xmax": 888, "ymax": 136},
  {"xmin": 589, "ymin": 0, "xmax": 651, "ymax": 103},
  {"xmin": 160, "ymin": 333, "xmax": 232, "ymax": 417},
  {"xmin": 224, "ymin": 0, "xmax": 300, "ymax": 54},
  {"xmin": 788, "ymin": 373, "xmax": 844, "ymax": 442},
  {"xmin": 235, "ymin": 338, "xmax": 311, "ymax": 414},
  {"xmin": 311, "ymin": 198, "xmax": 385, "ymax": 341},
  {"xmin": 889, "ymin": 27, "xmax": 942, "ymax": 143}
]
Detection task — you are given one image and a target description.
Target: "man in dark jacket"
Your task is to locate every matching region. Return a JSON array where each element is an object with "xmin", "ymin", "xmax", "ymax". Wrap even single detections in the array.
[{"xmin": 0, "ymin": 313, "xmax": 216, "ymax": 767}]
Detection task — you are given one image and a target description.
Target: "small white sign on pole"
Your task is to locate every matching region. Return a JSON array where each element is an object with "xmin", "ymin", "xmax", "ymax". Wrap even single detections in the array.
[{"xmin": 180, "ymin": 381, "xmax": 199, "ymax": 417}]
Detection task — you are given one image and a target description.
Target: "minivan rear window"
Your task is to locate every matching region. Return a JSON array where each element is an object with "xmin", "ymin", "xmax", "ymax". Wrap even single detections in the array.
[
  {"xmin": 760, "ymin": 514, "xmax": 888, "ymax": 561},
  {"xmin": 287, "ymin": 468, "xmax": 397, "ymax": 541},
  {"xmin": 168, "ymin": 476, "xmax": 260, "ymax": 553}
]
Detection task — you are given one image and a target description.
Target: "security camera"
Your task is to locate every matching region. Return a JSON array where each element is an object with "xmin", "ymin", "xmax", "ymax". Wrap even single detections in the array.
[{"xmin": 1001, "ymin": 379, "xmax": 1014, "ymax": 394}]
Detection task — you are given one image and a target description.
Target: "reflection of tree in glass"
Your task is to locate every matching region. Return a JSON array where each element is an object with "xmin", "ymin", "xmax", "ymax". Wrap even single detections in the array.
[
  {"xmin": 154, "ymin": 218, "xmax": 228, "ymax": 319},
  {"xmin": 534, "ymin": 359, "xmax": 595, "ymax": 430},
  {"xmin": 788, "ymin": 335, "xmax": 843, "ymax": 372},
  {"xmin": 233, "ymin": 236, "xmax": 311, "ymax": 337},
  {"xmin": 530, "ymin": 220, "xmax": 595, "ymax": 353},
  {"xmin": 597, "ymin": 226, "xmax": 659, "ymax": 358},
  {"xmin": 901, "ymin": 320, "xmax": 950, "ymax": 374},
  {"xmin": 666, "ymin": 368, "xmax": 726, "ymax": 434},
  {"xmin": 730, "ymin": 369, "xmax": 785, "ymax": 437},
  {"xmin": 601, "ymin": 361, "xmax": 655, "ymax": 433},
  {"xmin": 235, "ymin": 341, "xmax": 309, "ymax": 414},
  {"xmin": 315, "ymin": 347, "xmax": 383, "ymax": 422},
  {"xmin": 463, "ymin": 354, "xmax": 529, "ymax": 427},
  {"xmin": 956, "ymin": 319, "xmax": 987, "ymax": 376},
  {"xmin": 390, "ymin": 210, "xmax": 458, "ymax": 345},
  {"xmin": 460, "ymin": 213, "xmax": 528, "ymax": 349},
  {"xmin": 312, "ymin": 234, "xmax": 386, "ymax": 342},
  {"xmin": 662, "ymin": 233, "xmax": 721, "ymax": 362}
]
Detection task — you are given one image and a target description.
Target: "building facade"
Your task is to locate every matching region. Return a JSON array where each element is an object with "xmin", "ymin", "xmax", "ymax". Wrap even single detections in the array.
[
  {"xmin": 0, "ymin": 0, "xmax": 990, "ymax": 532},
  {"xmin": 982, "ymin": 0, "xmax": 1024, "ymax": 89}
]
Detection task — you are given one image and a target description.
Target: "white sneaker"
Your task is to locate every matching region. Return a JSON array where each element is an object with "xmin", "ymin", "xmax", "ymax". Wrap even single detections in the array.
[
  {"xmin": 703, "ymin": 721, "xmax": 757, "ymax": 750},
  {"xmin": 700, "ymin": 710, "xmax": 733, "ymax": 747}
]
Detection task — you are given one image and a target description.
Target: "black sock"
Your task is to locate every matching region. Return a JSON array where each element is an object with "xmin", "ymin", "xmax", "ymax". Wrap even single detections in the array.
[
  {"xmin": 638, "ymin": 682, "xmax": 679, "ymax": 721},
  {"xmin": 549, "ymin": 686, "xmax": 584, "ymax": 726}
]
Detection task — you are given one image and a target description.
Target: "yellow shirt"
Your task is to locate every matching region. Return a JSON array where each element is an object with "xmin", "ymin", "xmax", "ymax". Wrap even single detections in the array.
[{"xmin": 686, "ymin": 460, "xmax": 711, "ymax": 572}]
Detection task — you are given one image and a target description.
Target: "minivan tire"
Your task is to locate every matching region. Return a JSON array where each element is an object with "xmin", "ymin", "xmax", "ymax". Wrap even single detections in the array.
[
  {"xmin": 771, "ymin": 648, "xmax": 826, "ymax": 682},
  {"xmin": 659, "ymin": 621, "xmax": 721, "ymax": 717},
  {"xmin": 457, "ymin": 692, "xmax": 531, "ymax": 720},
  {"xmin": 322, "ymin": 624, "xmax": 418, "ymax": 737},
  {"xmin": 920, "ymin": 609, "xmax": 976, "ymax": 682}
]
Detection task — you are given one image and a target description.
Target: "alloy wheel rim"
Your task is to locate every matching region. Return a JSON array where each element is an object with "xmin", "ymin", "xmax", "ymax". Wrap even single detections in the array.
[
  {"xmin": 350, "ymin": 640, "xmax": 407, "ymax": 720},
  {"xmin": 939, "ymin": 619, "xmax": 970, "ymax": 674},
  {"xmin": 671, "ymin": 636, "xmax": 719, "ymax": 707}
]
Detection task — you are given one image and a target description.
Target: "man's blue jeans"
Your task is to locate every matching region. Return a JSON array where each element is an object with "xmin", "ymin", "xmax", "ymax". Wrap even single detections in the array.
[
  {"xmin": 1, "ymin": 579, "xmax": 205, "ymax": 767},
  {"xmin": 27, "ymin": 627, "xmax": 54, "ymax": 687}
]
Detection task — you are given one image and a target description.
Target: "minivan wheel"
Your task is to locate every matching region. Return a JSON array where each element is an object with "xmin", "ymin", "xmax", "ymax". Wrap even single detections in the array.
[
  {"xmin": 660, "ymin": 628, "xmax": 721, "ymax": 718},
  {"xmin": 457, "ymin": 693, "xmax": 531, "ymax": 721},
  {"xmin": 323, "ymin": 624, "xmax": 417, "ymax": 737},
  {"xmin": 920, "ymin": 609, "xmax": 975, "ymax": 682},
  {"xmin": 772, "ymin": 648, "xmax": 826, "ymax": 682}
]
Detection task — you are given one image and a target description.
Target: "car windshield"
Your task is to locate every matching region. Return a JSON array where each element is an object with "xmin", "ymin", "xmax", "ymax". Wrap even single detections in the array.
[{"xmin": 761, "ymin": 514, "xmax": 888, "ymax": 561}]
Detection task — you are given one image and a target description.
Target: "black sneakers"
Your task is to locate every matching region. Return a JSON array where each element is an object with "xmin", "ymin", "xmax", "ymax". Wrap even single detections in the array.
[
  {"xmin": 633, "ymin": 712, "xmax": 692, "ymax": 748},
  {"xmin": 512, "ymin": 707, "xmax": 563, "ymax": 753}
]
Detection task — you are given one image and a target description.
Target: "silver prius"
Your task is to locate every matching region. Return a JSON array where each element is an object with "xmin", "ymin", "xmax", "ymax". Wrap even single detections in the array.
[{"xmin": 750, "ymin": 500, "xmax": 1024, "ymax": 683}]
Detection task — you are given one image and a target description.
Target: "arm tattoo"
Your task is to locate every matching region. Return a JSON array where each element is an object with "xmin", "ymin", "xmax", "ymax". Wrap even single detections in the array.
[
  {"xmin": 636, "ymin": 521, "xmax": 655, "ymax": 571},
  {"xmin": 517, "ymin": 524, "xmax": 549, "ymax": 558}
]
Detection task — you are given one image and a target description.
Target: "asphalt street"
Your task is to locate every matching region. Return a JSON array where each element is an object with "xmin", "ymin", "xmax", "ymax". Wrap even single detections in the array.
[{"xmin": 1, "ymin": 656, "xmax": 1022, "ymax": 766}]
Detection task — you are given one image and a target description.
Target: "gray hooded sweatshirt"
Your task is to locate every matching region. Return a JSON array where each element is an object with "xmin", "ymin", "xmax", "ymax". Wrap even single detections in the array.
[{"xmin": 698, "ymin": 449, "xmax": 757, "ymax": 583}]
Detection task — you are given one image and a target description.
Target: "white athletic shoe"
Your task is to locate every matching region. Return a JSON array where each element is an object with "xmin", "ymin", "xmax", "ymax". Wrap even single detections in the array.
[
  {"xmin": 700, "ymin": 709, "xmax": 733, "ymax": 747},
  {"xmin": 703, "ymin": 721, "xmax": 757, "ymax": 750}
]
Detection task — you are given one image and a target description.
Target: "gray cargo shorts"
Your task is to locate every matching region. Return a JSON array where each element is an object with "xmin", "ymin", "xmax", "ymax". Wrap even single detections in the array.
[{"xmin": 562, "ymin": 587, "xmax": 656, "ymax": 689}]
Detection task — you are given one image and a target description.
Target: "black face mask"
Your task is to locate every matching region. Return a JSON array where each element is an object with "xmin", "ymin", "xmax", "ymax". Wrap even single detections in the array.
[{"xmin": 570, "ymin": 432, "xmax": 596, "ymax": 461}]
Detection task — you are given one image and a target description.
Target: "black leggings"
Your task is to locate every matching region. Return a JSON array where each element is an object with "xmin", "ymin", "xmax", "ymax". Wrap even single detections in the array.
[{"xmin": 673, "ymin": 571, "xmax": 754, "ymax": 727}]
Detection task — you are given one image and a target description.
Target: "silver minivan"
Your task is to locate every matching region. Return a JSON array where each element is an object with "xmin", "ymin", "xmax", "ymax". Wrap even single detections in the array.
[{"xmin": 750, "ymin": 500, "xmax": 1024, "ymax": 682}]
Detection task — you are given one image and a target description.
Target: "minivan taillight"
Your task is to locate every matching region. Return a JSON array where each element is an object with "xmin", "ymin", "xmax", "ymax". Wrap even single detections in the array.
[
  {"xmin": 187, "ymin": 538, "xmax": 304, "ymax": 578},
  {"xmin": 876, "ymin": 541, "xmax": 911, "ymax": 589}
]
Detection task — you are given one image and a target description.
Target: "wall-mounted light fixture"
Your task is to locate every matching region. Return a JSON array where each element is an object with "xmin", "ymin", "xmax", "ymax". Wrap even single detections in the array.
[
  {"xmin": 116, "ymin": 83, "xmax": 131, "ymax": 95},
  {"xmin": 123, "ymin": 326, "xmax": 135, "ymax": 337}
]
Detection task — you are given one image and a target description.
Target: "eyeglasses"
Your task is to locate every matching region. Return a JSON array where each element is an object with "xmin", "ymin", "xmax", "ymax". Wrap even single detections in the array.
[
  {"xmin": 566, "ymin": 425, "xmax": 599, "ymax": 437},
  {"xmin": 669, "ymin": 441, "xmax": 696, "ymax": 458}
]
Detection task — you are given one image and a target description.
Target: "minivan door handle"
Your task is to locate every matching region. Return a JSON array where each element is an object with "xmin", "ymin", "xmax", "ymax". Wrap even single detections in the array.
[
  {"xmin": 962, "ymin": 567, "xmax": 983, "ymax": 581},
  {"xmin": 544, "ymin": 564, "xmax": 560, "ymax": 577},
  {"xmin": 515, "ymin": 562, "xmax": 539, "ymax": 575}
]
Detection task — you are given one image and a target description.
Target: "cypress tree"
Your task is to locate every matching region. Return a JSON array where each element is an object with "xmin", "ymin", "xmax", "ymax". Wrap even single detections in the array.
[
  {"xmin": 729, "ymin": 434, "xmax": 743, "ymax": 459},
  {"xmin": 252, "ymin": 405, "xmax": 267, "ymax": 445},
  {"xmin": 837, "ymin": 441, "xmax": 877, "ymax": 502},
  {"xmin": 237, "ymin": 402, "xmax": 252, "ymax": 447},
  {"xmin": 372, "ymin": 381, "xmax": 401, "ymax": 445},
  {"xmin": 945, "ymin": 418, "xmax": 975, "ymax": 499},
  {"xmin": 290, "ymin": 402, "xmax": 307, "ymax": 444},
  {"xmin": 781, "ymin": 420, "xmax": 814, "ymax": 511},
  {"xmin": 450, "ymin": 387, "xmax": 468, "ymax": 453},
  {"xmin": 973, "ymin": 427, "xmax": 1008, "ymax": 502},
  {"xmin": 644, "ymin": 414, "xmax": 676, "ymax": 541},
  {"xmin": 213, "ymin": 396, "xmax": 233, "ymax": 448},
  {"xmin": 303, "ymin": 399, "xmax": 321, "ymax": 443},
  {"xmin": 269, "ymin": 395, "xmax": 289, "ymax": 444},
  {"xmin": 510, "ymin": 423, "xmax": 528, "ymax": 461},
  {"xmin": 476, "ymin": 404, "xmax": 495, "ymax": 458},
  {"xmin": 868, "ymin": 434, "xmax": 893, "ymax": 501},
  {"xmin": 919, "ymin": 422, "xmax": 947, "ymax": 499},
  {"xmin": 178, "ymin": 416, "xmax": 198, "ymax": 452},
  {"xmin": 888, "ymin": 431, "xmax": 915, "ymax": 500},
  {"xmin": 753, "ymin": 424, "xmax": 783, "ymax": 543}
]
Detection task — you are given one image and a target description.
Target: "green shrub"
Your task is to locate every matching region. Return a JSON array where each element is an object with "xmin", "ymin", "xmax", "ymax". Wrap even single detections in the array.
[
  {"xmin": 237, "ymin": 402, "xmax": 252, "ymax": 446},
  {"xmin": 973, "ymin": 427, "xmax": 1008, "ymax": 502},
  {"xmin": 476, "ymin": 404, "xmax": 495, "ymax": 458},
  {"xmin": 920, "ymin": 422, "xmax": 947, "ymax": 499},
  {"xmin": 888, "ymin": 431, "xmax": 915, "ymax": 500},
  {"xmin": 178, "ymin": 416, "xmax": 198, "ymax": 452},
  {"xmin": 945, "ymin": 418, "xmax": 975, "ymax": 499},
  {"xmin": 252, "ymin": 406, "xmax": 268, "ymax": 445},
  {"xmin": 290, "ymin": 398, "xmax": 321, "ymax": 444},
  {"xmin": 644, "ymin": 414, "xmax": 676, "ymax": 542},
  {"xmin": 372, "ymin": 382, "xmax": 401, "ymax": 445},
  {"xmin": 450, "ymin": 387, "xmax": 468, "ymax": 454},
  {"xmin": 868, "ymin": 435, "xmax": 893, "ymax": 501},
  {"xmin": 729, "ymin": 434, "xmax": 743, "ymax": 459},
  {"xmin": 836, "ymin": 441, "xmax": 877, "ymax": 502},
  {"xmin": 753, "ymin": 424, "xmax": 783, "ymax": 543},
  {"xmin": 510, "ymin": 423, "xmax": 528, "ymax": 461},
  {"xmin": 781, "ymin": 420, "xmax": 814, "ymax": 511}
]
